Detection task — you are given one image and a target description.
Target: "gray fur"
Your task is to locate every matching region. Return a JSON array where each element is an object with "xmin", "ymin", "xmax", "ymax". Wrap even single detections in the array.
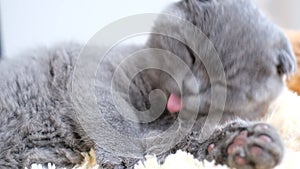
[
  {"xmin": 147, "ymin": 0, "xmax": 296, "ymax": 120},
  {"xmin": 0, "ymin": 0, "xmax": 296, "ymax": 168}
]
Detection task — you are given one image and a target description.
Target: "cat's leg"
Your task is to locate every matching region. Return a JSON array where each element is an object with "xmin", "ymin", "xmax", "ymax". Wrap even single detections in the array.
[
  {"xmin": 175, "ymin": 120, "xmax": 284, "ymax": 169},
  {"xmin": 0, "ymin": 136, "xmax": 91, "ymax": 169}
]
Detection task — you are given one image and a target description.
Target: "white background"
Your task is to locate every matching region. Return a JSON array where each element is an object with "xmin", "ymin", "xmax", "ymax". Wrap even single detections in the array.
[{"xmin": 1, "ymin": 0, "xmax": 299, "ymax": 57}]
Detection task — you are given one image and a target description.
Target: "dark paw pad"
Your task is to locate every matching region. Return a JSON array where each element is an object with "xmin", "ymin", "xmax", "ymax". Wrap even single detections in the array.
[{"xmin": 226, "ymin": 124, "xmax": 283, "ymax": 169}]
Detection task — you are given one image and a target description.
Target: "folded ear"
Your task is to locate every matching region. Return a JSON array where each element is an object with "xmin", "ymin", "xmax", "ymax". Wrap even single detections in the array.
[{"xmin": 277, "ymin": 50, "xmax": 297, "ymax": 76}]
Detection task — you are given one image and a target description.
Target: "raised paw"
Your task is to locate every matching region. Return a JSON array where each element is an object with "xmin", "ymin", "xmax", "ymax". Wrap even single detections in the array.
[{"xmin": 207, "ymin": 123, "xmax": 284, "ymax": 169}]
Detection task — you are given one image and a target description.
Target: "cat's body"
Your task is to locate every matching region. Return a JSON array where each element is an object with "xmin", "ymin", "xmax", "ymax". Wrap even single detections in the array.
[{"xmin": 0, "ymin": 0, "xmax": 296, "ymax": 169}]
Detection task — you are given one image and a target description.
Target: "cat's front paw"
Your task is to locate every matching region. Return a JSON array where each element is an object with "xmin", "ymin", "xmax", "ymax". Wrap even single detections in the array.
[{"xmin": 207, "ymin": 123, "xmax": 284, "ymax": 169}]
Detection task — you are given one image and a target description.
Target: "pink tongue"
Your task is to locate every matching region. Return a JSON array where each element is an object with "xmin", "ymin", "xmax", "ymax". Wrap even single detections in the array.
[{"xmin": 167, "ymin": 94, "xmax": 182, "ymax": 113}]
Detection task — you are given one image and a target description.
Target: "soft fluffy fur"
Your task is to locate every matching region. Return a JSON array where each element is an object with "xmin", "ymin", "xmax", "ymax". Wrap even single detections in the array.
[
  {"xmin": 24, "ymin": 89, "xmax": 300, "ymax": 169},
  {"xmin": 0, "ymin": 0, "xmax": 297, "ymax": 169}
]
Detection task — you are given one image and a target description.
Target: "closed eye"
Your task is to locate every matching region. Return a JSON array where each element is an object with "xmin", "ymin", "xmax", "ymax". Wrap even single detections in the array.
[
  {"xmin": 187, "ymin": 46, "xmax": 196, "ymax": 64},
  {"xmin": 276, "ymin": 64, "xmax": 285, "ymax": 76}
]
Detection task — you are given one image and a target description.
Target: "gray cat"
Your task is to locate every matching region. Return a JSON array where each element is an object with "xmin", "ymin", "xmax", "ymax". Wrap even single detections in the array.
[{"xmin": 0, "ymin": 0, "xmax": 296, "ymax": 169}]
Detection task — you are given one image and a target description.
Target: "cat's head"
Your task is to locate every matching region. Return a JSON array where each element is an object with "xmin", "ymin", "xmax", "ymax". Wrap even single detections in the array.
[{"xmin": 147, "ymin": 0, "xmax": 297, "ymax": 119}]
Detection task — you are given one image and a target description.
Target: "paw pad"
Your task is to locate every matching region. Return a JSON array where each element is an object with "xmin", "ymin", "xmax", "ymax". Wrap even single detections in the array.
[
  {"xmin": 226, "ymin": 124, "xmax": 283, "ymax": 169},
  {"xmin": 235, "ymin": 155, "xmax": 247, "ymax": 165},
  {"xmin": 207, "ymin": 144, "xmax": 215, "ymax": 153}
]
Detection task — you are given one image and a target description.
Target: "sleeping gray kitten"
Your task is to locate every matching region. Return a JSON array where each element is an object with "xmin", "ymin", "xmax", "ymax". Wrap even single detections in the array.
[{"xmin": 0, "ymin": 0, "xmax": 296, "ymax": 169}]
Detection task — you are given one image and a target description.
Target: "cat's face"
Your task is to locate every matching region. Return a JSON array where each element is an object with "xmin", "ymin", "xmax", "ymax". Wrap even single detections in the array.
[{"xmin": 147, "ymin": 0, "xmax": 297, "ymax": 119}]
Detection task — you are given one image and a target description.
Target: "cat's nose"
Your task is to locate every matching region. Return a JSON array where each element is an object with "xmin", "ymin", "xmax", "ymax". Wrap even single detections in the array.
[{"xmin": 183, "ymin": 76, "xmax": 199, "ymax": 95}]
